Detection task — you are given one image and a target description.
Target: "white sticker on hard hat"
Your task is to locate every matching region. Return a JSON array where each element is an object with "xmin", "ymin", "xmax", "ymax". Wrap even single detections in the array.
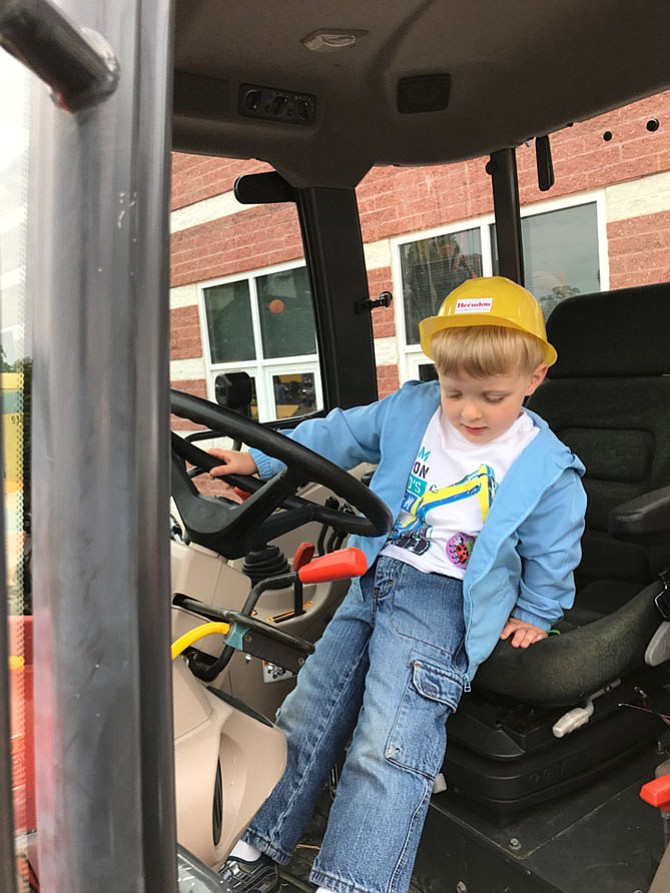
[{"xmin": 455, "ymin": 298, "xmax": 493, "ymax": 314}]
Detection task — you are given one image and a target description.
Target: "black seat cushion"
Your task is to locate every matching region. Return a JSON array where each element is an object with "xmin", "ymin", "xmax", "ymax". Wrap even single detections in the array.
[{"xmin": 475, "ymin": 578, "xmax": 665, "ymax": 705}]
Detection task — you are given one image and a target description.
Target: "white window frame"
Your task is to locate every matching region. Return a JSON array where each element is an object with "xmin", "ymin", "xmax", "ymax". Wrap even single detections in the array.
[
  {"xmin": 197, "ymin": 258, "xmax": 323, "ymax": 423},
  {"xmin": 391, "ymin": 190, "xmax": 609, "ymax": 384}
]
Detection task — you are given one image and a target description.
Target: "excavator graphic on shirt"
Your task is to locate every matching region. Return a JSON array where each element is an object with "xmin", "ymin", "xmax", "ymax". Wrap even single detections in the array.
[{"xmin": 388, "ymin": 464, "xmax": 498, "ymax": 560}]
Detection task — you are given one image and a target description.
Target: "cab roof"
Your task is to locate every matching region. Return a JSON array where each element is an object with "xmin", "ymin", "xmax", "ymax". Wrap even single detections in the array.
[{"xmin": 173, "ymin": 0, "xmax": 670, "ymax": 188}]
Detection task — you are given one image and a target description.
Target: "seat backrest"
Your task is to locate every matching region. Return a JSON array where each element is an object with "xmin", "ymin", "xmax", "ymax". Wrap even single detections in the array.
[{"xmin": 527, "ymin": 283, "xmax": 670, "ymax": 600}]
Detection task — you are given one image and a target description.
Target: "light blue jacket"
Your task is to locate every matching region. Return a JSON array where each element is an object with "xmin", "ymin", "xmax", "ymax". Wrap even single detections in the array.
[{"xmin": 250, "ymin": 381, "xmax": 586, "ymax": 678}]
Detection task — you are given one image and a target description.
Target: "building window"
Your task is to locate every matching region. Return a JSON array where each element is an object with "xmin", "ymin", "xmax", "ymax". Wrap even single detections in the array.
[
  {"xmin": 396, "ymin": 195, "xmax": 605, "ymax": 382},
  {"xmin": 399, "ymin": 228, "xmax": 483, "ymax": 347},
  {"xmin": 491, "ymin": 201, "xmax": 601, "ymax": 318},
  {"xmin": 200, "ymin": 263, "xmax": 323, "ymax": 423}
]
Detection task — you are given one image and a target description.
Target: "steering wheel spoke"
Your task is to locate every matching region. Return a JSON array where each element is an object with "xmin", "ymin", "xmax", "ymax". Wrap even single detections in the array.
[
  {"xmin": 170, "ymin": 389, "xmax": 392, "ymax": 558},
  {"xmin": 219, "ymin": 468, "xmax": 307, "ymax": 556}
]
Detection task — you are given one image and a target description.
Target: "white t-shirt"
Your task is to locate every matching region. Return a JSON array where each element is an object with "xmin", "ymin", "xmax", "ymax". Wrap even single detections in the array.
[{"xmin": 381, "ymin": 410, "xmax": 539, "ymax": 578}]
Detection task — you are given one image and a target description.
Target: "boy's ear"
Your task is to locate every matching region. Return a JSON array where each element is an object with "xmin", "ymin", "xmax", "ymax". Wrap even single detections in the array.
[{"xmin": 525, "ymin": 363, "xmax": 549, "ymax": 396}]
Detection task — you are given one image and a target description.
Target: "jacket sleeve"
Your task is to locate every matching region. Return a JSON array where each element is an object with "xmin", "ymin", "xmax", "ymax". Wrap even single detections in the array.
[
  {"xmin": 248, "ymin": 391, "xmax": 398, "ymax": 479},
  {"xmin": 511, "ymin": 468, "xmax": 587, "ymax": 629}
]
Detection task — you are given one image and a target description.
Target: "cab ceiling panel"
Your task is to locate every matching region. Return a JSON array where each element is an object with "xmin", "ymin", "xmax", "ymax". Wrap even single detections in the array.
[{"xmin": 173, "ymin": 0, "xmax": 670, "ymax": 188}]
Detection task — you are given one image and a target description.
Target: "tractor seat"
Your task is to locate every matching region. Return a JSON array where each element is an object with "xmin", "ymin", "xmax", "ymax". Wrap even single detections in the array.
[
  {"xmin": 443, "ymin": 283, "xmax": 670, "ymax": 817},
  {"xmin": 476, "ymin": 282, "xmax": 670, "ymax": 705}
]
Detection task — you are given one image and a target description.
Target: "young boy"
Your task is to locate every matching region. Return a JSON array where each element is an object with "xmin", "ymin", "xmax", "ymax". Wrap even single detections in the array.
[{"xmin": 209, "ymin": 276, "xmax": 586, "ymax": 893}]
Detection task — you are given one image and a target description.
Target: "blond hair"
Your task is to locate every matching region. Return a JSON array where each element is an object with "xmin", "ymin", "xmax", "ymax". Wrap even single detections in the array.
[{"xmin": 430, "ymin": 325, "xmax": 546, "ymax": 378}]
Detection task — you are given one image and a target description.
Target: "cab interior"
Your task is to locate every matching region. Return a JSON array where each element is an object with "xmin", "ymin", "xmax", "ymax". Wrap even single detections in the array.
[{"xmin": 165, "ymin": 3, "xmax": 670, "ymax": 892}]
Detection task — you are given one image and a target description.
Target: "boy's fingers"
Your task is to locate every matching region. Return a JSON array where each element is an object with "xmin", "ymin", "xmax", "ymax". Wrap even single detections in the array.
[
  {"xmin": 501, "ymin": 621, "xmax": 549, "ymax": 648},
  {"xmin": 207, "ymin": 449, "xmax": 258, "ymax": 478},
  {"xmin": 513, "ymin": 628, "xmax": 548, "ymax": 648},
  {"xmin": 207, "ymin": 449, "xmax": 237, "ymax": 476},
  {"xmin": 513, "ymin": 629, "xmax": 530, "ymax": 648},
  {"xmin": 207, "ymin": 447, "xmax": 230, "ymax": 463}
]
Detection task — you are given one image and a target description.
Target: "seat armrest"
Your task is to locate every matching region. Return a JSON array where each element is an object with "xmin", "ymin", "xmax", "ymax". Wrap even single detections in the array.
[{"xmin": 608, "ymin": 485, "xmax": 670, "ymax": 544}]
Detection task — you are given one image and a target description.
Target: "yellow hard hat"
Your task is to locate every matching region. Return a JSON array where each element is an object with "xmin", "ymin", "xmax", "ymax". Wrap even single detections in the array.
[{"xmin": 419, "ymin": 276, "xmax": 557, "ymax": 366}]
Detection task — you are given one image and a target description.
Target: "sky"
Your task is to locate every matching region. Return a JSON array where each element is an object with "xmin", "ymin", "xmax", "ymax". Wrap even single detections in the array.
[{"xmin": 0, "ymin": 50, "xmax": 29, "ymax": 177}]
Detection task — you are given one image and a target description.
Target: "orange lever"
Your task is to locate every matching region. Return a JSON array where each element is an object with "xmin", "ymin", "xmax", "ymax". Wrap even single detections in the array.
[
  {"xmin": 293, "ymin": 542, "xmax": 316, "ymax": 571},
  {"xmin": 640, "ymin": 773, "xmax": 670, "ymax": 810},
  {"xmin": 297, "ymin": 548, "xmax": 368, "ymax": 584}
]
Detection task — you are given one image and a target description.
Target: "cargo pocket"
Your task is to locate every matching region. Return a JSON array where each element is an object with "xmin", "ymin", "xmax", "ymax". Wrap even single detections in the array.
[{"xmin": 385, "ymin": 658, "xmax": 464, "ymax": 778}]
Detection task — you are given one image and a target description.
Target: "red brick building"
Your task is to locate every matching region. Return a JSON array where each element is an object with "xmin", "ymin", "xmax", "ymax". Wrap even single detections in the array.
[{"xmin": 170, "ymin": 91, "xmax": 670, "ymax": 418}]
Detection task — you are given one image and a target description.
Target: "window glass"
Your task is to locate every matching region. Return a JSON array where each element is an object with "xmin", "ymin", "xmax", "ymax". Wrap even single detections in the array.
[
  {"xmin": 1, "ymin": 209, "xmax": 25, "ymax": 276},
  {"xmin": 491, "ymin": 202, "xmax": 600, "ymax": 317},
  {"xmin": 257, "ymin": 267, "xmax": 316, "ymax": 359},
  {"xmin": 418, "ymin": 363, "xmax": 438, "ymax": 382},
  {"xmin": 272, "ymin": 372, "xmax": 317, "ymax": 419},
  {"xmin": 399, "ymin": 228, "xmax": 483, "ymax": 345},
  {"xmin": 204, "ymin": 280, "xmax": 255, "ymax": 363}
]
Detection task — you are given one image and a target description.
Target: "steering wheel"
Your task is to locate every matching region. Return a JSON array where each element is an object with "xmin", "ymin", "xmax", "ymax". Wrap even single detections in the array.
[{"xmin": 171, "ymin": 389, "xmax": 393, "ymax": 559}]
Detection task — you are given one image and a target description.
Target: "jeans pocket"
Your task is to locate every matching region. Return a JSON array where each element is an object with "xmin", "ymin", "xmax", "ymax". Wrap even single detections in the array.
[{"xmin": 385, "ymin": 658, "xmax": 464, "ymax": 778}]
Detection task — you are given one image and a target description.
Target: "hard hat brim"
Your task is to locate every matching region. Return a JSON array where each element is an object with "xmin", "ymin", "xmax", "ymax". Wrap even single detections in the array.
[{"xmin": 419, "ymin": 313, "xmax": 558, "ymax": 367}]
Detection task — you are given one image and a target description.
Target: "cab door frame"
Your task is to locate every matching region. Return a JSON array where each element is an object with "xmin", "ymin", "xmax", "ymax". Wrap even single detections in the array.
[{"xmin": 0, "ymin": 1, "xmax": 178, "ymax": 891}]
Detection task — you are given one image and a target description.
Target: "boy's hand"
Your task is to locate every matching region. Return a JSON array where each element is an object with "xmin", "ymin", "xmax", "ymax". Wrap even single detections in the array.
[
  {"xmin": 500, "ymin": 618, "xmax": 548, "ymax": 649},
  {"xmin": 208, "ymin": 448, "xmax": 258, "ymax": 478}
]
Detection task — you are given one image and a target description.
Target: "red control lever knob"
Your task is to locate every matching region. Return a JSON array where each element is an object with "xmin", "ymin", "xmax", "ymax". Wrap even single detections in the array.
[
  {"xmin": 640, "ymin": 773, "xmax": 670, "ymax": 810},
  {"xmin": 297, "ymin": 548, "xmax": 368, "ymax": 584},
  {"xmin": 293, "ymin": 542, "xmax": 316, "ymax": 571}
]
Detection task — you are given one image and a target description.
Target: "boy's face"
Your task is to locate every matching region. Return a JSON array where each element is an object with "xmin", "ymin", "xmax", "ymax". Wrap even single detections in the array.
[{"xmin": 438, "ymin": 364, "xmax": 548, "ymax": 444}]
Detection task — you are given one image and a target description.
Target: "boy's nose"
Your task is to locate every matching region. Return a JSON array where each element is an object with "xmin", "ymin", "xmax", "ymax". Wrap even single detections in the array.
[{"xmin": 461, "ymin": 400, "xmax": 482, "ymax": 422}]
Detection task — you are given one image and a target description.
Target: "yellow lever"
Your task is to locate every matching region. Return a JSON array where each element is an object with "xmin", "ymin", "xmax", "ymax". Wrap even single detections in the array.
[{"xmin": 171, "ymin": 622, "xmax": 231, "ymax": 660}]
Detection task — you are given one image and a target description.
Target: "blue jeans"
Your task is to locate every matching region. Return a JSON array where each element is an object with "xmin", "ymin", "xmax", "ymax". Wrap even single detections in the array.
[{"xmin": 244, "ymin": 556, "xmax": 467, "ymax": 893}]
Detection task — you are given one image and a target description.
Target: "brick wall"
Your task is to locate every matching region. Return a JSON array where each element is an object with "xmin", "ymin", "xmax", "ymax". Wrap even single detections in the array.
[
  {"xmin": 368, "ymin": 267, "xmax": 395, "ymax": 340},
  {"xmin": 377, "ymin": 364, "xmax": 400, "ymax": 400},
  {"xmin": 170, "ymin": 306, "xmax": 202, "ymax": 360},
  {"xmin": 171, "ymin": 203, "xmax": 304, "ymax": 287},
  {"xmin": 171, "ymin": 155, "xmax": 272, "ymax": 211},
  {"xmin": 608, "ymin": 209, "xmax": 670, "ymax": 289}
]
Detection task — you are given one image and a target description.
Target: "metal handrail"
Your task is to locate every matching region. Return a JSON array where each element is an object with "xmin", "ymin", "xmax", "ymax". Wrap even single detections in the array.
[{"xmin": 0, "ymin": 0, "xmax": 119, "ymax": 111}]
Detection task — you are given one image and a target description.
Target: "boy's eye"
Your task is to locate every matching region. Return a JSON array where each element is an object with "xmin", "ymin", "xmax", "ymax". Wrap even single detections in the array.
[{"xmin": 484, "ymin": 394, "xmax": 506, "ymax": 404}]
